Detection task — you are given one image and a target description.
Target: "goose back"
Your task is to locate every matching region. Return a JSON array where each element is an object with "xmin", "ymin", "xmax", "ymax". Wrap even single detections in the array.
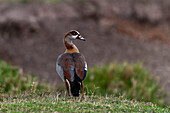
[{"xmin": 56, "ymin": 53, "xmax": 87, "ymax": 82}]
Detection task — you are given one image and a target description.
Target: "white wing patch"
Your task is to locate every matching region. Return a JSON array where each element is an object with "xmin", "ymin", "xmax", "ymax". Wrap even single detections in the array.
[{"xmin": 85, "ymin": 61, "xmax": 87, "ymax": 71}]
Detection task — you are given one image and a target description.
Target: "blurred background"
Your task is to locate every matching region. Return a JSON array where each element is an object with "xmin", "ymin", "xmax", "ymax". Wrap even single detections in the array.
[{"xmin": 0, "ymin": 0, "xmax": 170, "ymax": 106}]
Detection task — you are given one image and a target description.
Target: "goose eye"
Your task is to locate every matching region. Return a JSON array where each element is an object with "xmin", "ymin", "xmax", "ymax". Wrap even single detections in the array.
[{"xmin": 71, "ymin": 31, "xmax": 78, "ymax": 35}]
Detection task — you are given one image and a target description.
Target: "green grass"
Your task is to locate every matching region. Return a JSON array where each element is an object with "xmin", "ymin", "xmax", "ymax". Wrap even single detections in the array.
[
  {"xmin": 84, "ymin": 62, "xmax": 166, "ymax": 106},
  {"xmin": 0, "ymin": 92, "xmax": 169, "ymax": 112},
  {"xmin": 0, "ymin": 61, "xmax": 54, "ymax": 97},
  {"xmin": 0, "ymin": 60, "xmax": 169, "ymax": 112}
]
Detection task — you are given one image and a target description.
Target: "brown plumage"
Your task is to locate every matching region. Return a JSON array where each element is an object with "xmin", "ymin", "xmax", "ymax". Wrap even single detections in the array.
[{"xmin": 56, "ymin": 30, "xmax": 87, "ymax": 98}]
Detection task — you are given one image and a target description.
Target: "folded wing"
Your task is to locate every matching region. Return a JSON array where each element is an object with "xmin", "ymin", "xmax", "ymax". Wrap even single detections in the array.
[
  {"xmin": 56, "ymin": 53, "xmax": 75, "ymax": 82},
  {"xmin": 72, "ymin": 53, "xmax": 87, "ymax": 81}
]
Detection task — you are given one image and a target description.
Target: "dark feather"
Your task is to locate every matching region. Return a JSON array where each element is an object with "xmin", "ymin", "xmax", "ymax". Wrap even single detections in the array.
[{"xmin": 70, "ymin": 79, "xmax": 80, "ymax": 96}]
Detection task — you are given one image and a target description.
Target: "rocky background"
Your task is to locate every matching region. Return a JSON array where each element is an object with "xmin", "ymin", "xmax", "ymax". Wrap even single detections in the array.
[{"xmin": 0, "ymin": 0, "xmax": 170, "ymax": 101}]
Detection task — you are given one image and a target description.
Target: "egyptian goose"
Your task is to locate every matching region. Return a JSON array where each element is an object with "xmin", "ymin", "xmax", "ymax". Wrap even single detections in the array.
[{"xmin": 56, "ymin": 30, "xmax": 87, "ymax": 98}]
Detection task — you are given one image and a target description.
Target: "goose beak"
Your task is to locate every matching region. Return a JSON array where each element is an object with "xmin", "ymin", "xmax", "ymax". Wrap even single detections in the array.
[{"xmin": 77, "ymin": 35, "xmax": 86, "ymax": 41}]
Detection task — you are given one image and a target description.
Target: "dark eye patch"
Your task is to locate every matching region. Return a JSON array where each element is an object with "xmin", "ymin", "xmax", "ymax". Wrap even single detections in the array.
[{"xmin": 71, "ymin": 31, "xmax": 78, "ymax": 35}]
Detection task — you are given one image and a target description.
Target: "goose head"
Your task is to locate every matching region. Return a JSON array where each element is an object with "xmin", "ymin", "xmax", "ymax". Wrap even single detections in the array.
[{"xmin": 65, "ymin": 30, "xmax": 86, "ymax": 41}]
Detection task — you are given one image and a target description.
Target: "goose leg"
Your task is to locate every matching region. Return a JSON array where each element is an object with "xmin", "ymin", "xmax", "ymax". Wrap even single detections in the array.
[
  {"xmin": 65, "ymin": 81, "xmax": 70, "ymax": 96},
  {"xmin": 81, "ymin": 81, "xmax": 84, "ymax": 99}
]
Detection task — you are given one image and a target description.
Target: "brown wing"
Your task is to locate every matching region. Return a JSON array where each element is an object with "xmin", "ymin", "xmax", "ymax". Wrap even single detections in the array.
[
  {"xmin": 72, "ymin": 53, "xmax": 87, "ymax": 80},
  {"xmin": 56, "ymin": 53, "xmax": 75, "ymax": 82}
]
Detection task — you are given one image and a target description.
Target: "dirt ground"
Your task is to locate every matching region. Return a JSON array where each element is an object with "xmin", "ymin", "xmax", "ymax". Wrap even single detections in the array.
[{"xmin": 0, "ymin": 0, "xmax": 170, "ymax": 102}]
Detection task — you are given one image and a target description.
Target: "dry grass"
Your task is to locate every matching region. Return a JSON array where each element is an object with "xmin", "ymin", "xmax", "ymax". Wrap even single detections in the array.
[{"xmin": 0, "ymin": 92, "xmax": 169, "ymax": 112}]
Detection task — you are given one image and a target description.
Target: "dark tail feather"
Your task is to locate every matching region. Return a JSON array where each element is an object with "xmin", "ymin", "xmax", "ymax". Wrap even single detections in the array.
[{"xmin": 70, "ymin": 80, "xmax": 80, "ymax": 97}]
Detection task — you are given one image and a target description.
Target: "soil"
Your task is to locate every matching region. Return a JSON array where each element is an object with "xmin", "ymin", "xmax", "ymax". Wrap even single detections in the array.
[{"xmin": 0, "ymin": 0, "xmax": 170, "ymax": 102}]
